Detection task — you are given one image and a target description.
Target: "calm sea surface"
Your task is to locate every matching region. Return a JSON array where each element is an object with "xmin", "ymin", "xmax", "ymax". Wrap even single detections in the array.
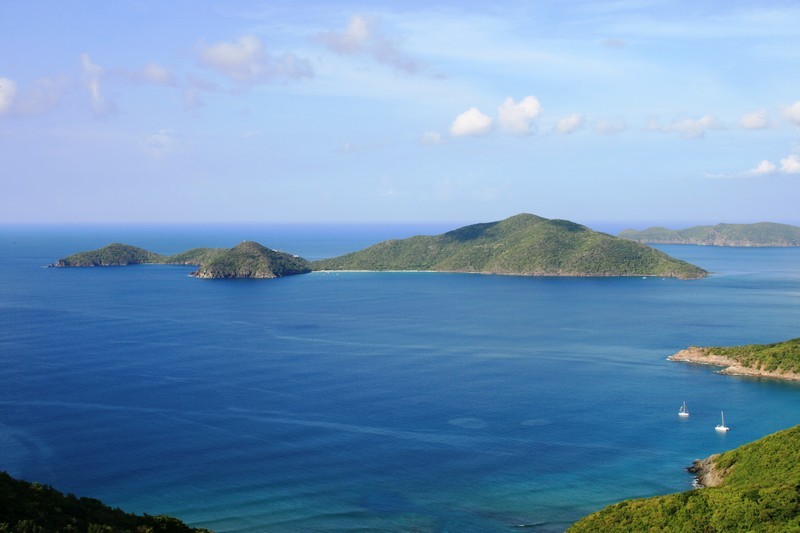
[{"xmin": 1, "ymin": 224, "xmax": 799, "ymax": 531}]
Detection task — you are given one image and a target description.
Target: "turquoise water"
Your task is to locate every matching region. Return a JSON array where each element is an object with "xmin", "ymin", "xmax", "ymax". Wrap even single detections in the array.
[{"xmin": 1, "ymin": 225, "xmax": 799, "ymax": 531}]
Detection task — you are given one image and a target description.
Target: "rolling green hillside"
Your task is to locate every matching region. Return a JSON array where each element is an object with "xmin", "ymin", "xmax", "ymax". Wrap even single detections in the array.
[
  {"xmin": 54, "ymin": 243, "xmax": 162, "ymax": 267},
  {"xmin": 191, "ymin": 241, "xmax": 310, "ymax": 279},
  {"xmin": 619, "ymin": 222, "xmax": 800, "ymax": 246},
  {"xmin": 569, "ymin": 424, "xmax": 800, "ymax": 532},
  {"xmin": 0, "ymin": 471, "xmax": 210, "ymax": 532},
  {"xmin": 312, "ymin": 214, "xmax": 707, "ymax": 279}
]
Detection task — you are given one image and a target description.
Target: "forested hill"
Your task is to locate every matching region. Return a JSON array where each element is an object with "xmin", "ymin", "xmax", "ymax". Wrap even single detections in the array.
[
  {"xmin": 569, "ymin": 424, "xmax": 800, "ymax": 531},
  {"xmin": 52, "ymin": 242, "xmax": 311, "ymax": 279},
  {"xmin": 311, "ymin": 213, "xmax": 707, "ymax": 279},
  {"xmin": 0, "ymin": 471, "xmax": 210, "ymax": 532},
  {"xmin": 618, "ymin": 222, "xmax": 800, "ymax": 246}
]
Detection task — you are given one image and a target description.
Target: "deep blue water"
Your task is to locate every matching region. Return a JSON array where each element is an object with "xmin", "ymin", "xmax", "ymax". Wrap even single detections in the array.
[{"xmin": 1, "ymin": 225, "xmax": 799, "ymax": 531}]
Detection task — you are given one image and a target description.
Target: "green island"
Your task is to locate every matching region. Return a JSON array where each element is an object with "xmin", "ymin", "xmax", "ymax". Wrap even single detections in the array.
[
  {"xmin": 570, "ymin": 337, "xmax": 800, "ymax": 531},
  {"xmin": 619, "ymin": 222, "xmax": 800, "ymax": 247},
  {"xmin": 0, "ymin": 471, "xmax": 210, "ymax": 532},
  {"xmin": 53, "ymin": 241, "xmax": 311, "ymax": 279},
  {"xmin": 311, "ymin": 213, "xmax": 707, "ymax": 279},
  {"xmin": 52, "ymin": 214, "xmax": 708, "ymax": 280}
]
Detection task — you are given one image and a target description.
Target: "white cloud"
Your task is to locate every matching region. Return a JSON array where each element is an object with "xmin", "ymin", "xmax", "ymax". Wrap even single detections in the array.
[
  {"xmin": 783, "ymin": 101, "xmax": 800, "ymax": 126},
  {"xmin": 648, "ymin": 115, "xmax": 721, "ymax": 139},
  {"xmin": 741, "ymin": 110, "xmax": 769, "ymax": 129},
  {"xmin": 317, "ymin": 14, "xmax": 424, "ymax": 74},
  {"xmin": 556, "ymin": 113, "xmax": 585, "ymax": 134},
  {"xmin": 780, "ymin": 154, "xmax": 800, "ymax": 174},
  {"xmin": 594, "ymin": 117, "xmax": 627, "ymax": 135},
  {"xmin": 450, "ymin": 107, "xmax": 493, "ymax": 137},
  {"xmin": 198, "ymin": 35, "xmax": 312, "ymax": 84},
  {"xmin": 420, "ymin": 131, "xmax": 443, "ymax": 145},
  {"xmin": 81, "ymin": 53, "xmax": 114, "ymax": 115},
  {"xmin": 0, "ymin": 77, "xmax": 18, "ymax": 115},
  {"xmin": 750, "ymin": 160, "xmax": 776, "ymax": 176},
  {"xmin": 143, "ymin": 129, "xmax": 177, "ymax": 158},
  {"xmin": 497, "ymin": 96, "xmax": 542, "ymax": 135}
]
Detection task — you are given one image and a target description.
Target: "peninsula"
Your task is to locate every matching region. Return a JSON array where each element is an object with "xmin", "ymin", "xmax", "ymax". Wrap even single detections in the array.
[
  {"xmin": 569, "ymin": 424, "xmax": 800, "ymax": 531},
  {"xmin": 619, "ymin": 222, "xmax": 800, "ymax": 246},
  {"xmin": 53, "ymin": 241, "xmax": 311, "ymax": 279},
  {"xmin": 668, "ymin": 338, "xmax": 800, "ymax": 381},
  {"xmin": 311, "ymin": 213, "xmax": 708, "ymax": 279},
  {"xmin": 570, "ymin": 337, "xmax": 800, "ymax": 531}
]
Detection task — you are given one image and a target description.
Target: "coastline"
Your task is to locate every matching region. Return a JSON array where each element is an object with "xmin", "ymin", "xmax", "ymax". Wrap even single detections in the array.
[
  {"xmin": 686, "ymin": 454, "xmax": 724, "ymax": 488},
  {"xmin": 667, "ymin": 346, "xmax": 800, "ymax": 382}
]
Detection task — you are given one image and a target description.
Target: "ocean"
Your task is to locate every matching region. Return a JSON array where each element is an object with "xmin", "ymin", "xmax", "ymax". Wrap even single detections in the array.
[{"xmin": 1, "ymin": 224, "xmax": 799, "ymax": 531}]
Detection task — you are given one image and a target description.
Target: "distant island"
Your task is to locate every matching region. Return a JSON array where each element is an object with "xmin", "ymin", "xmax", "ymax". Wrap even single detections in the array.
[
  {"xmin": 311, "ymin": 213, "xmax": 707, "ymax": 279},
  {"xmin": 619, "ymin": 222, "xmax": 800, "ymax": 246},
  {"xmin": 53, "ymin": 241, "xmax": 311, "ymax": 279},
  {"xmin": 570, "ymin": 337, "xmax": 800, "ymax": 531},
  {"xmin": 0, "ymin": 471, "xmax": 209, "ymax": 532},
  {"xmin": 52, "ymin": 214, "xmax": 708, "ymax": 279}
]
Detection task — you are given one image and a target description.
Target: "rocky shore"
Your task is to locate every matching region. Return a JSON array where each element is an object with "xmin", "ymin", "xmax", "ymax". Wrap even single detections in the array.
[
  {"xmin": 686, "ymin": 454, "xmax": 724, "ymax": 488},
  {"xmin": 667, "ymin": 346, "xmax": 800, "ymax": 381}
]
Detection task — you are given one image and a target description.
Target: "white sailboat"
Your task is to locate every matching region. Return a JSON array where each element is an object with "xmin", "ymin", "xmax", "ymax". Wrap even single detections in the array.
[
  {"xmin": 678, "ymin": 401, "xmax": 689, "ymax": 417},
  {"xmin": 715, "ymin": 411, "xmax": 730, "ymax": 432}
]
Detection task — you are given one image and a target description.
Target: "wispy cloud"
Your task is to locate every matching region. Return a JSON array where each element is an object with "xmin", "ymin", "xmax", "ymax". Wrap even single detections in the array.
[
  {"xmin": 0, "ymin": 77, "xmax": 18, "ymax": 116},
  {"xmin": 81, "ymin": 54, "xmax": 115, "ymax": 116},
  {"xmin": 647, "ymin": 115, "xmax": 722, "ymax": 139},
  {"xmin": 197, "ymin": 35, "xmax": 313, "ymax": 85},
  {"xmin": 783, "ymin": 101, "xmax": 800, "ymax": 126},
  {"xmin": 317, "ymin": 14, "xmax": 425, "ymax": 74},
  {"xmin": 556, "ymin": 113, "xmax": 585, "ymax": 134},
  {"xmin": 143, "ymin": 129, "xmax": 177, "ymax": 159},
  {"xmin": 594, "ymin": 117, "xmax": 627, "ymax": 135},
  {"xmin": 740, "ymin": 110, "xmax": 769, "ymax": 130}
]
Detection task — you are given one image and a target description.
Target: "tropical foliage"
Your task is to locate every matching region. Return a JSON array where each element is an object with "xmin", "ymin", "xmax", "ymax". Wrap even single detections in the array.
[
  {"xmin": 0, "ymin": 471, "xmax": 210, "ymax": 532},
  {"xmin": 312, "ymin": 213, "xmax": 708, "ymax": 279},
  {"xmin": 703, "ymin": 338, "xmax": 800, "ymax": 374},
  {"xmin": 569, "ymin": 424, "xmax": 800, "ymax": 532}
]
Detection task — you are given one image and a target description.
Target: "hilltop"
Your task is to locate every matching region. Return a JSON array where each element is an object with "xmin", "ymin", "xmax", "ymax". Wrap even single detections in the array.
[
  {"xmin": 619, "ymin": 222, "xmax": 800, "ymax": 246},
  {"xmin": 192, "ymin": 241, "xmax": 311, "ymax": 279},
  {"xmin": 53, "ymin": 242, "xmax": 311, "ymax": 279},
  {"xmin": 311, "ymin": 214, "xmax": 708, "ymax": 279}
]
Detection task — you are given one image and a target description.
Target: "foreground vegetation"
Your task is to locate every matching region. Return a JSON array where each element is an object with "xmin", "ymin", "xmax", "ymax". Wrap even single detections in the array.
[
  {"xmin": 0, "ymin": 471, "xmax": 210, "ymax": 532},
  {"xmin": 619, "ymin": 222, "xmax": 800, "ymax": 246},
  {"xmin": 572, "ymin": 337, "xmax": 800, "ymax": 531},
  {"xmin": 569, "ymin": 424, "xmax": 800, "ymax": 532},
  {"xmin": 312, "ymin": 213, "xmax": 707, "ymax": 279}
]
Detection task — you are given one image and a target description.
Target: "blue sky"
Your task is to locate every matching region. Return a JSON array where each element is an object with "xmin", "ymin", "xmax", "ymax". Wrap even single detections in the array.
[{"xmin": 2, "ymin": 1, "xmax": 800, "ymax": 228}]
